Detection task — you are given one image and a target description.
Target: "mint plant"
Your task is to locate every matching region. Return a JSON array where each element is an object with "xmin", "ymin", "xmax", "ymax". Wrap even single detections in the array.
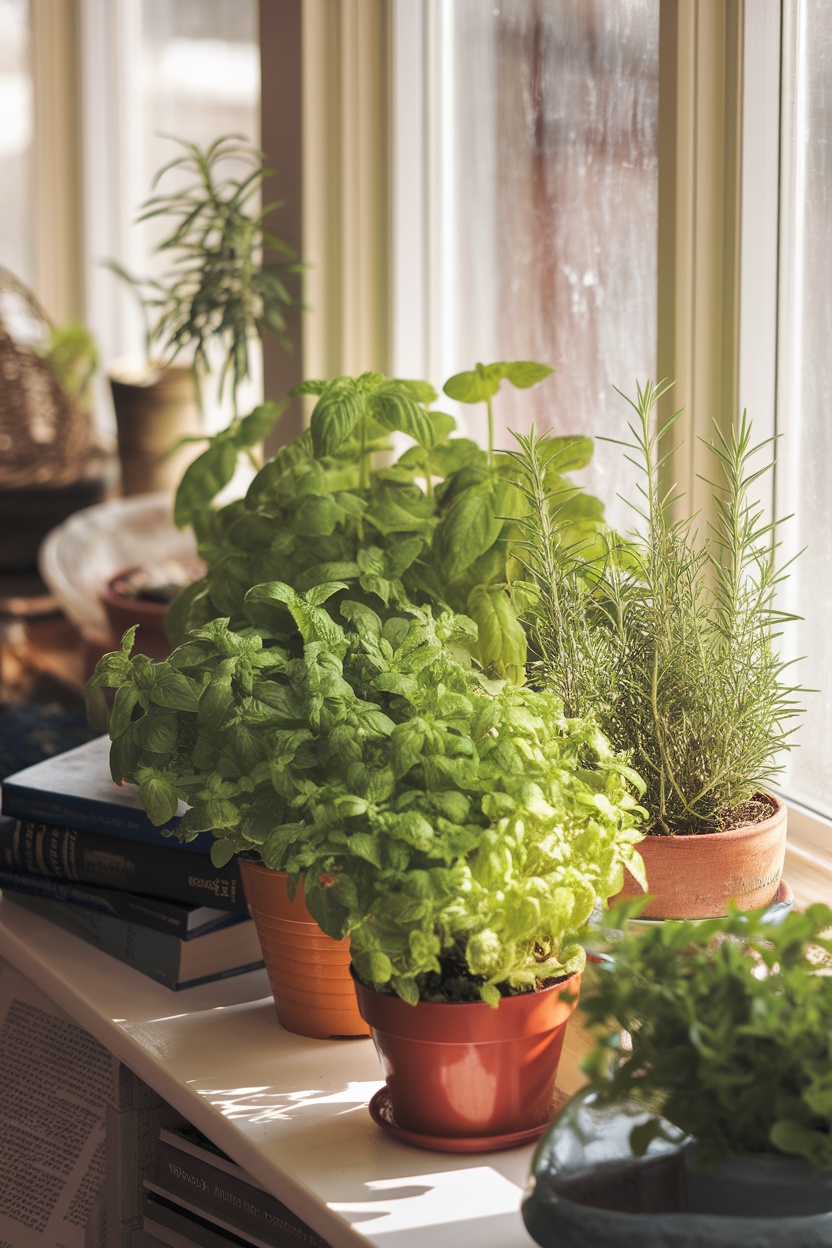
[
  {"xmin": 581, "ymin": 902, "xmax": 832, "ymax": 1170},
  {"xmin": 86, "ymin": 596, "xmax": 646, "ymax": 1007}
]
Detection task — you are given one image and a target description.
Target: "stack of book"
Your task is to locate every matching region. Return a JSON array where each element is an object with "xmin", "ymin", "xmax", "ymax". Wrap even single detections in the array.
[
  {"xmin": 0, "ymin": 735, "xmax": 264, "ymax": 990},
  {"xmin": 143, "ymin": 1121, "xmax": 331, "ymax": 1248}
]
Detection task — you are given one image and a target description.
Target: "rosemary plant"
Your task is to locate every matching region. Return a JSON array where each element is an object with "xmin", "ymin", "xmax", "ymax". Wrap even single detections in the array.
[
  {"xmin": 511, "ymin": 380, "xmax": 804, "ymax": 835},
  {"xmin": 111, "ymin": 133, "xmax": 298, "ymax": 415}
]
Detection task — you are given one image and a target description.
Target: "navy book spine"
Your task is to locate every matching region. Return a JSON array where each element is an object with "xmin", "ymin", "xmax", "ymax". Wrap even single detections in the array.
[{"xmin": 0, "ymin": 817, "xmax": 247, "ymax": 913}]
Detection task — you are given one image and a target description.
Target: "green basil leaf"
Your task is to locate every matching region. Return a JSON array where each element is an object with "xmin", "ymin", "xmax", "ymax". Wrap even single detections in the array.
[
  {"xmin": 134, "ymin": 713, "xmax": 179, "ymax": 752},
  {"xmin": 109, "ymin": 684, "xmax": 139, "ymax": 738},
  {"xmin": 174, "ymin": 440, "xmax": 238, "ymax": 527},
  {"xmin": 236, "ymin": 400, "xmax": 286, "ymax": 447},
  {"xmin": 443, "ymin": 365, "xmax": 501, "ymax": 404},
  {"xmin": 435, "ymin": 481, "xmax": 504, "ymax": 582},
  {"xmin": 539, "ymin": 434, "xmax": 593, "ymax": 474},
  {"xmin": 371, "ymin": 390, "xmax": 434, "ymax": 448},
  {"xmin": 137, "ymin": 774, "xmax": 180, "ymax": 826},
  {"xmin": 149, "ymin": 668, "xmax": 201, "ymax": 712},
  {"xmin": 502, "ymin": 360, "xmax": 554, "ymax": 389},
  {"xmin": 291, "ymin": 378, "xmax": 328, "ymax": 396},
  {"xmin": 309, "ymin": 380, "xmax": 364, "ymax": 456}
]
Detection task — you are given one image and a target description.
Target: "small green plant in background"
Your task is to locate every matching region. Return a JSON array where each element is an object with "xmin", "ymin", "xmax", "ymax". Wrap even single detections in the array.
[
  {"xmin": 39, "ymin": 323, "xmax": 99, "ymax": 410},
  {"xmin": 580, "ymin": 901, "xmax": 832, "ymax": 1169},
  {"xmin": 511, "ymin": 379, "xmax": 805, "ymax": 834},
  {"xmin": 109, "ymin": 133, "xmax": 301, "ymax": 521}
]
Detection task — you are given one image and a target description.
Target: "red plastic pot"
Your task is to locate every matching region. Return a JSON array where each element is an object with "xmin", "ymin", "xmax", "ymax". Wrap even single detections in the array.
[
  {"xmin": 238, "ymin": 860, "xmax": 368, "ymax": 1040},
  {"xmin": 353, "ymin": 973, "xmax": 580, "ymax": 1146},
  {"xmin": 614, "ymin": 795, "xmax": 787, "ymax": 920}
]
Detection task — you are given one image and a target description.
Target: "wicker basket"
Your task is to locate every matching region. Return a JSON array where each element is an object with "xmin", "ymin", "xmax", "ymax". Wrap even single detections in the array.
[{"xmin": 0, "ymin": 268, "xmax": 99, "ymax": 488}]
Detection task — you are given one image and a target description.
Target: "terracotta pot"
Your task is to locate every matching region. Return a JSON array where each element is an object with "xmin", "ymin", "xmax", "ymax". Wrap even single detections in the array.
[
  {"xmin": 100, "ymin": 556, "xmax": 204, "ymax": 659},
  {"xmin": 615, "ymin": 795, "xmax": 787, "ymax": 920},
  {"xmin": 354, "ymin": 973, "xmax": 580, "ymax": 1144},
  {"xmin": 109, "ymin": 359, "xmax": 202, "ymax": 497},
  {"xmin": 238, "ymin": 860, "xmax": 368, "ymax": 1039}
]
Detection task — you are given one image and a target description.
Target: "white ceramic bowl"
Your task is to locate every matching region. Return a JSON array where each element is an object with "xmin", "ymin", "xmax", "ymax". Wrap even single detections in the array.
[{"xmin": 39, "ymin": 493, "xmax": 200, "ymax": 645}]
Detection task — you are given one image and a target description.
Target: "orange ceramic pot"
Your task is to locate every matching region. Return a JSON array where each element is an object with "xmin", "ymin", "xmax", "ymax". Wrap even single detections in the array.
[
  {"xmin": 615, "ymin": 795, "xmax": 787, "ymax": 920},
  {"xmin": 238, "ymin": 860, "xmax": 368, "ymax": 1039},
  {"xmin": 354, "ymin": 973, "xmax": 580, "ymax": 1144}
]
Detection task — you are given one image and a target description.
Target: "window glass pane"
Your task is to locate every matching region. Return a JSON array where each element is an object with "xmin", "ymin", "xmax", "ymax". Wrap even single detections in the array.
[
  {"xmin": 777, "ymin": 0, "xmax": 832, "ymax": 818},
  {"xmin": 135, "ymin": 0, "xmax": 260, "ymax": 277},
  {"xmin": 0, "ymin": 0, "xmax": 33, "ymax": 283},
  {"xmin": 437, "ymin": 0, "xmax": 659, "ymax": 523},
  {"xmin": 112, "ymin": 0, "xmax": 261, "ymax": 422}
]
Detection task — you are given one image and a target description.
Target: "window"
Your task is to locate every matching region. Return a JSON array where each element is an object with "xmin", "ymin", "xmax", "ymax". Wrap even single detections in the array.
[
  {"xmin": 80, "ymin": 0, "xmax": 260, "ymax": 434},
  {"xmin": 0, "ymin": 0, "xmax": 32, "ymax": 284},
  {"xmin": 393, "ymin": 0, "xmax": 660, "ymax": 528},
  {"xmin": 388, "ymin": 0, "xmax": 832, "ymax": 895},
  {"xmin": 775, "ymin": 0, "xmax": 832, "ymax": 823}
]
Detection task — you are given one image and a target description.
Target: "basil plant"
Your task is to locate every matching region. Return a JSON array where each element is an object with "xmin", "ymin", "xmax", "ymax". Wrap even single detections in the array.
[{"xmin": 88, "ymin": 590, "xmax": 646, "ymax": 1006}]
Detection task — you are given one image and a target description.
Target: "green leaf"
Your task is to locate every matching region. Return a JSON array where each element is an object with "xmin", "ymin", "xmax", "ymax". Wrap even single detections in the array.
[
  {"xmin": 466, "ymin": 584, "xmax": 527, "ymax": 676},
  {"xmin": 236, "ymin": 400, "xmax": 285, "ymax": 447},
  {"xmin": 211, "ymin": 838, "xmax": 238, "ymax": 867},
  {"xmin": 435, "ymin": 480, "xmax": 504, "ymax": 582},
  {"xmin": 137, "ymin": 775, "xmax": 180, "ymax": 826},
  {"xmin": 502, "ymin": 361, "xmax": 554, "ymax": 389},
  {"xmin": 149, "ymin": 668, "xmax": 201, "ymax": 712},
  {"xmin": 372, "ymin": 389, "xmax": 434, "ymax": 448},
  {"xmin": 290, "ymin": 378, "xmax": 328, "ymax": 397},
  {"xmin": 443, "ymin": 365, "xmax": 501, "ymax": 405},
  {"xmin": 309, "ymin": 380, "xmax": 364, "ymax": 456},
  {"xmin": 108, "ymin": 684, "xmax": 139, "ymax": 738},
  {"xmin": 174, "ymin": 440, "xmax": 238, "ymax": 527},
  {"xmin": 134, "ymin": 713, "xmax": 179, "ymax": 752},
  {"xmin": 353, "ymin": 949, "xmax": 393, "ymax": 986},
  {"xmin": 345, "ymin": 832, "xmax": 382, "ymax": 866}
]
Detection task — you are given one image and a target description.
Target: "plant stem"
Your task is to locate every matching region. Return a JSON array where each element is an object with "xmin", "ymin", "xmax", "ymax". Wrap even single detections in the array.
[{"xmin": 486, "ymin": 396, "xmax": 494, "ymax": 466}]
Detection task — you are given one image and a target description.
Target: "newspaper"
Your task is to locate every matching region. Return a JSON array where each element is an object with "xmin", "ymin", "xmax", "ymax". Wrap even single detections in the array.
[{"xmin": 0, "ymin": 960, "xmax": 115, "ymax": 1248}]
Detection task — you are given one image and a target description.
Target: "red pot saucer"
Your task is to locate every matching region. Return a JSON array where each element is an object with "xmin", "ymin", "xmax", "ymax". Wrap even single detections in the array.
[{"xmin": 368, "ymin": 1087, "xmax": 550, "ymax": 1154}]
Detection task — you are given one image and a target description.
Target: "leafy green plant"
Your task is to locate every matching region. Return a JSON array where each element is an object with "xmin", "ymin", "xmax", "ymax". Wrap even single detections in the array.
[
  {"xmin": 443, "ymin": 360, "xmax": 555, "ymax": 465},
  {"xmin": 580, "ymin": 901, "xmax": 832, "ymax": 1170},
  {"xmin": 429, "ymin": 361, "xmax": 611, "ymax": 680},
  {"xmin": 511, "ymin": 379, "xmax": 805, "ymax": 833},
  {"xmin": 86, "ymin": 592, "xmax": 646, "ymax": 1007},
  {"xmin": 109, "ymin": 134, "xmax": 300, "ymax": 521},
  {"xmin": 39, "ymin": 322, "xmax": 99, "ymax": 410},
  {"xmin": 168, "ymin": 362, "xmax": 613, "ymax": 682}
]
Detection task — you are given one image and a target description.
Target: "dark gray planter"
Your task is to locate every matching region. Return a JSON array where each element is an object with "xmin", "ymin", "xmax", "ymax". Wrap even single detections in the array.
[{"xmin": 522, "ymin": 1088, "xmax": 832, "ymax": 1247}]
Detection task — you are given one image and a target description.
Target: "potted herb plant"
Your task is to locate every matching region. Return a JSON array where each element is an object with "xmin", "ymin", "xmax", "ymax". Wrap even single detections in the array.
[
  {"xmin": 86, "ymin": 358, "xmax": 627, "ymax": 1057},
  {"xmin": 510, "ymin": 380, "xmax": 804, "ymax": 918},
  {"xmin": 108, "ymin": 133, "xmax": 297, "ymax": 498},
  {"xmin": 86, "ymin": 588, "xmax": 646, "ymax": 1136},
  {"xmin": 523, "ymin": 901, "xmax": 832, "ymax": 1242},
  {"xmin": 167, "ymin": 361, "xmax": 612, "ymax": 681}
]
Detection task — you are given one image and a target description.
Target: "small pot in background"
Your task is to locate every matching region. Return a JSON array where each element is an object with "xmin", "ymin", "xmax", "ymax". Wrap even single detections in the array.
[
  {"xmin": 109, "ymin": 358, "xmax": 202, "ymax": 497},
  {"xmin": 100, "ymin": 556, "xmax": 204, "ymax": 659}
]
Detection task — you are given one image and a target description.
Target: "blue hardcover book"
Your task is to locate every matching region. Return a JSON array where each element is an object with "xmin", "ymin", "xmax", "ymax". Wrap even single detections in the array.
[
  {"xmin": 0, "ymin": 865, "xmax": 245, "ymax": 938},
  {"xmin": 0, "ymin": 815, "xmax": 247, "ymax": 912},
  {"xmin": 4, "ymin": 892, "xmax": 264, "ymax": 990},
  {"xmin": 0, "ymin": 735, "xmax": 208, "ymax": 854}
]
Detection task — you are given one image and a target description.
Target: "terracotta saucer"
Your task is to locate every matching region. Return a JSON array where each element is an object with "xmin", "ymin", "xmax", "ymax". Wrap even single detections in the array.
[{"xmin": 368, "ymin": 1087, "xmax": 549, "ymax": 1154}]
